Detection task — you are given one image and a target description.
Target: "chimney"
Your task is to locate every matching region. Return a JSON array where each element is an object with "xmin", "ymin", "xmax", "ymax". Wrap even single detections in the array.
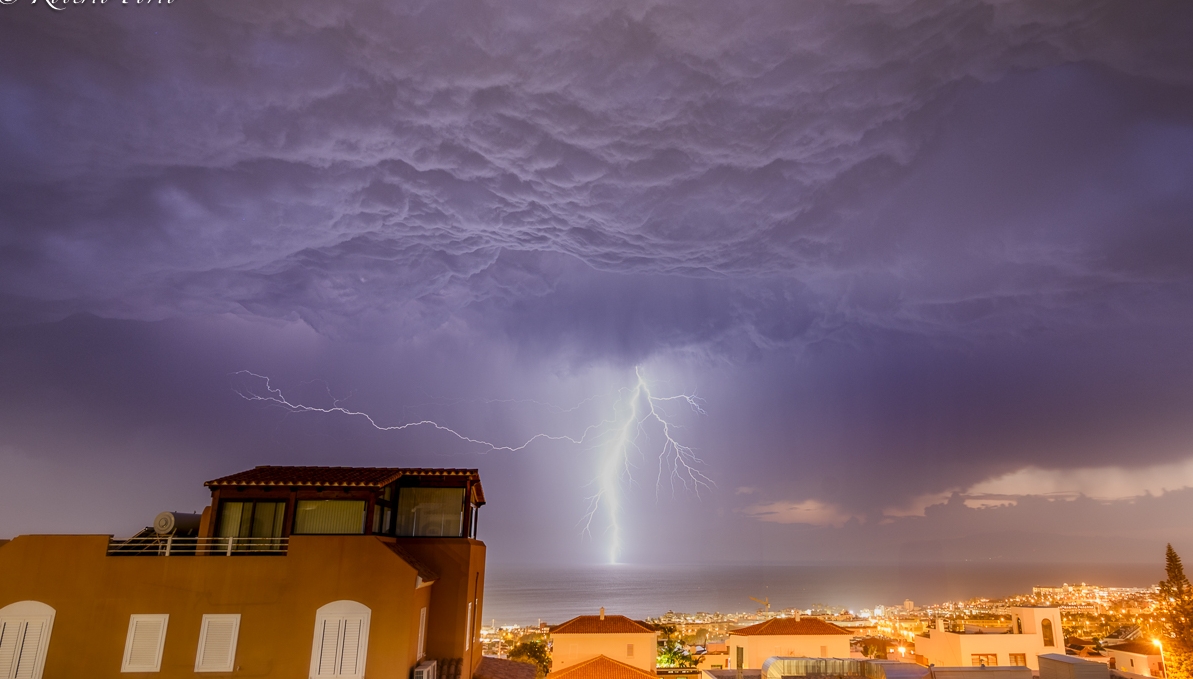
[
  {"xmin": 600, "ymin": 607, "xmax": 606, "ymax": 620},
  {"xmin": 795, "ymin": 611, "xmax": 801, "ymax": 621}
]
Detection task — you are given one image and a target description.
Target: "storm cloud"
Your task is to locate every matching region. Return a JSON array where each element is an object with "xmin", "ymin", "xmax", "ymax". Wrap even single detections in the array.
[{"xmin": 1, "ymin": 0, "xmax": 1192, "ymax": 566}]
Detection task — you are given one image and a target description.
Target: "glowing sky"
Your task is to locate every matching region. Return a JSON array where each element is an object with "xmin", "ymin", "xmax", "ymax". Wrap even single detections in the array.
[{"xmin": 1, "ymin": 0, "xmax": 1192, "ymax": 565}]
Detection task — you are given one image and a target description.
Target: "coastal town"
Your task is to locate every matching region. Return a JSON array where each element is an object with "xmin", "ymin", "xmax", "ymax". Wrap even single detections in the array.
[{"xmin": 479, "ymin": 581, "xmax": 1172, "ymax": 679}]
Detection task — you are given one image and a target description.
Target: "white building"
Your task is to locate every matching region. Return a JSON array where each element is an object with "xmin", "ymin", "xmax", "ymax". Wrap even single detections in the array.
[
  {"xmin": 726, "ymin": 616, "xmax": 852, "ymax": 669},
  {"xmin": 1106, "ymin": 641, "xmax": 1165, "ymax": 677},
  {"xmin": 914, "ymin": 607, "xmax": 1064, "ymax": 671}
]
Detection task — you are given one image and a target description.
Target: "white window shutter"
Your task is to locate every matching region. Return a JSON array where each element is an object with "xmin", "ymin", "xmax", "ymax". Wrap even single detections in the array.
[
  {"xmin": 465, "ymin": 603, "xmax": 472, "ymax": 651},
  {"xmin": 338, "ymin": 618, "xmax": 362, "ymax": 676},
  {"xmin": 12, "ymin": 620, "xmax": 44, "ymax": 679},
  {"xmin": 122, "ymin": 615, "xmax": 168, "ymax": 673},
  {"xmin": 0, "ymin": 621, "xmax": 20, "ymax": 678},
  {"xmin": 194, "ymin": 615, "xmax": 240, "ymax": 673},
  {"xmin": 417, "ymin": 608, "xmax": 427, "ymax": 660},
  {"xmin": 315, "ymin": 618, "xmax": 342, "ymax": 677}
]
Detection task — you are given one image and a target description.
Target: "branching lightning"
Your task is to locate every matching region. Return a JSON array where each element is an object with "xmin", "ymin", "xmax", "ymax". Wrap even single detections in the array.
[{"xmin": 232, "ymin": 366, "xmax": 711, "ymax": 564}]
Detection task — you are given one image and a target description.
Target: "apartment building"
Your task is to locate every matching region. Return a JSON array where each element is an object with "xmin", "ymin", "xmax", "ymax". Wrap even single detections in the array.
[{"xmin": 0, "ymin": 466, "xmax": 487, "ymax": 679}]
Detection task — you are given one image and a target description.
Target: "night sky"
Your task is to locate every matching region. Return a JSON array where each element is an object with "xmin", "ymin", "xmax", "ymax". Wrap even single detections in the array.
[{"xmin": 2, "ymin": 0, "xmax": 1193, "ymax": 567}]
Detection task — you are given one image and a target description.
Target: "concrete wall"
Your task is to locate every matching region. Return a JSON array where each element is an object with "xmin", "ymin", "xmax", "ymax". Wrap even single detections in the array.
[
  {"xmin": 0, "ymin": 533, "xmax": 481, "ymax": 679},
  {"xmin": 551, "ymin": 632, "xmax": 659, "ymax": 671},
  {"xmin": 726, "ymin": 635, "xmax": 851, "ymax": 669},
  {"xmin": 399, "ymin": 537, "xmax": 488, "ymax": 676}
]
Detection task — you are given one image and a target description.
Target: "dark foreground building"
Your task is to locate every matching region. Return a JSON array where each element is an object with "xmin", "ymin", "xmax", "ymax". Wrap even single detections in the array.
[{"xmin": 0, "ymin": 466, "xmax": 487, "ymax": 679}]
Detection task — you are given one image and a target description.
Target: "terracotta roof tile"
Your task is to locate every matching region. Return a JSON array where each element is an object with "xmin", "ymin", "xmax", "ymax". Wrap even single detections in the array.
[
  {"xmin": 551, "ymin": 615, "xmax": 656, "ymax": 634},
  {"xmin": 1110, "ymin": 641, "xmax": 1161, "ymax": 655},
  {"xmin": 476, "ymin": 657, "xmax": 539, "ymax": 679},
  {"xmin": 729, "ymin": 618, "xmax": 851, "ymax": 636},
  {"xmin": 204, "ymin": 466, "xmax": 482, "ymax": 497},
  {"xmin": 551, "ymin": 656, "xmax": 656, "ymax": 679}
]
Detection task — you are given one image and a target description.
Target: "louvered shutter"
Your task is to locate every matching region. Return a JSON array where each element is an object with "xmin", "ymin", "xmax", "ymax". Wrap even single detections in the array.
[
  {"xmin": 12, "ymin": 620, "xmax": 44, "ymax": 679},
  {"xmin": 314, "ymin": 618, "xmax": 342, "ymax": 677},
  {"xmin": 338, "ymin": 618, "xmax": 362, "ymax": 676},
  {"xmin": 195, "ymin": 615, "xmax": 240, "ymax": 673},
  {"xmin": 0, "ymin": 621, "xmax": 21, "ymax": 678},
  {"xmin": 122, "ymin": 615, "xmax": 168, "ymax": 673}
]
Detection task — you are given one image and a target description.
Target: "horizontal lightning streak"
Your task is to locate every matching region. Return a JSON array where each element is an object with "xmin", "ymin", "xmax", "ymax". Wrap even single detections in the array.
[{"xmin": 232, "ymin": 367, "xmax": 712, "ymax": 564}]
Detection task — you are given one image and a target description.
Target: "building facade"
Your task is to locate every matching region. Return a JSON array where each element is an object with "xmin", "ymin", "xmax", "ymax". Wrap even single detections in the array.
[
  {"xmin": 1106, "ymin": 641, "xmax": 1165, "ymax": 678},
  {"xmin": 550, "ymin": 610, "xmax": 658, "ymax": 672},
  {"xmin": 0, "ymin": 466, "xmax": 487, "ymax": 679},
  {"xmin": 914, "ymin": 607, "xmax": 1064, "ymax": 671},
  {"xmin": 725, "ymin": 617, "xmax": 852, "ymax": 669}
]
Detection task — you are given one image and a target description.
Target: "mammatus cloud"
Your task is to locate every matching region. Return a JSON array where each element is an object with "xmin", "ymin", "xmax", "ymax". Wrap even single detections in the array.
[{"xmin": 1, "ymin": 1, "xmax": 1192, "ymax": 562}]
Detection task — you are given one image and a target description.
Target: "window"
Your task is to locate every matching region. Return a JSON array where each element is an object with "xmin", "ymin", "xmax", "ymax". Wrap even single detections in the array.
[
  {"xmin": 195, "ymin": 614, "xmax": 240, "ymax": 673},
  {"xmin": 627, "ymin": 644, "xmax": 634, "ymax": 657},
  {"xmin": 310, "ymin": 601, "xmax": 370, "ymax": 678},
  {"xmin": 122, "ymin": 615, "xmax": 169, "ymax": 673},
  {"xmin": 417, "ymin": 608, "xmax": 428, "ymax": 660},
  {"xmin": 465, "ymin": 603, "xmax": 472, "ymax": 651},
  {"xmin": 971, "ymin": 655, "xmax": 998, "ymax": 667},
  {"xmin": 736, "ymin": 646, "xmax": 743, "ymax": 669},
  {"xmin": 1041, "ymin": 618, "xmax": 1055, "ymax": 647},
  {"xmin": 0, "ymin": 601, "xmax": 55, "ymax": 679},
  {"xmin": 294, "ymin": 501, "xmax": 366, "ymax": 535},
  {"xmin": 394, "ymin": 488, "xmax": 465, "ymax": 537},
  {"xmin": 1009, "ymin": 654, "xmax": 1027, "ymax": 667},
  {"xmin": 217, "ymin": 501, "xmax": 286, "ymax": 549}
]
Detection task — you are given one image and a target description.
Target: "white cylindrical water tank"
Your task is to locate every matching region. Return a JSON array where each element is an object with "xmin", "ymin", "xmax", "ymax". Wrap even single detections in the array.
[{"xmin": 153, "ymin": 511, "xmax": 202, "ymax": 536}]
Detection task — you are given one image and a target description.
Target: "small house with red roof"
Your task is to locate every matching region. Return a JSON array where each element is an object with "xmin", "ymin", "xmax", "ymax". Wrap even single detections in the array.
[
  {"xmin": 550, "ymin": 609, "xmax": 659, "ymax": 672},
  {"xmin": 725, "ymin": 615, "xmax": 852, "ymax": 669}
]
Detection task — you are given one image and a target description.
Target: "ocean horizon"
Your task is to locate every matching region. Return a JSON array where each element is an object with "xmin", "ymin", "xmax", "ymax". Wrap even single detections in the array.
[{"xmin": 482, "ymin": 561, "xmax": 1162, "ymax": 627}]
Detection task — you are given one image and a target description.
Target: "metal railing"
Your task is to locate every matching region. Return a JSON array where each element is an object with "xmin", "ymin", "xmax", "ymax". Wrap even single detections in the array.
[{"xmin": 106, "ymin": 536, "xmax": 289, "ymax": 556}]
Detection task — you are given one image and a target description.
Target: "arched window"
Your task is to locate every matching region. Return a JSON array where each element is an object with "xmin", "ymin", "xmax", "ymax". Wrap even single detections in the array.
[
  {"xmin": 1041, "ymin": 618, "xmax": 1054, "ymax": 647},
  {"xmin": 0, "ymin": 601, "xmax": 56, "ymax": 679},
  {"xmin": 310, "ymin": 601, "xmax": 371, "ymax": 679}
]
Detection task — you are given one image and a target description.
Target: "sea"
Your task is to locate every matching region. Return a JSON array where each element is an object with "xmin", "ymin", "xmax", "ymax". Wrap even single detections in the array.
[{"xmin": 482, "ymin": 562, "xmax": 1162, "ymax": 626}]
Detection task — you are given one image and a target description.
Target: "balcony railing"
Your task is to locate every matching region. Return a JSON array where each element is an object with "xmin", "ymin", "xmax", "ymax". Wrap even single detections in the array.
[{"xmin": 106, "ymin": 536, "xmax": 289, "ymax": 556}]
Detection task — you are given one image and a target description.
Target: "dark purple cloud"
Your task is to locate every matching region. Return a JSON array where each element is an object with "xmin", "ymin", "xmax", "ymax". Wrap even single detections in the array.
[{"xmin": 1, "ymin": 0, "xmax": 1192, "ymax": 565}]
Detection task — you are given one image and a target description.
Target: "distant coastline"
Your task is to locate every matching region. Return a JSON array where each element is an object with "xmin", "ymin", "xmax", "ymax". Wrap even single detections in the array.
[{"xmin": 483, "ymin": 561, "xmax": 1161, "ymax": 626}]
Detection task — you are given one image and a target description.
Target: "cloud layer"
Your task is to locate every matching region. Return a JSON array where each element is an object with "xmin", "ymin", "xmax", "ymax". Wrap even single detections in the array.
[{"xmin": 1, "ymin": 0, "xmax": 1193, "ymax": 564}]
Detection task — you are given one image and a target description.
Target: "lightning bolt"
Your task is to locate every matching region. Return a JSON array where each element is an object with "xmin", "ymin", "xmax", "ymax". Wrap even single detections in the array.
[{"xmin": 231, "ymin": 366, "xmax": 711, "ymax": 564}]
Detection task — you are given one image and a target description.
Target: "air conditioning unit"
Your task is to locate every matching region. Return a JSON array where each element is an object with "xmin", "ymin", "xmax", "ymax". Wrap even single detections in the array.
[{"xmin": 413, "ymin": 660, "xmax": 437, "ymax": 679}]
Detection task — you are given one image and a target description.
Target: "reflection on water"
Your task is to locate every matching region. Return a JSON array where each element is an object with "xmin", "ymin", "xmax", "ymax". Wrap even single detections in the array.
[{"xmin": 483, "ymin": 561, "xmax": 1160, "ymax": 625}]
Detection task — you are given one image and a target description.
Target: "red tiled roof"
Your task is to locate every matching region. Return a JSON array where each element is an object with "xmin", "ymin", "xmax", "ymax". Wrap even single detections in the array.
[
  {"xmin": 551, "ymin": 615, "xmax": 656, "ymax": 634},
  {"xmin": 551, "ymin": 656, "xmax": 655, "ymax": 679},
  {"xmin": 204, "ymin": 466, "xmax": 483, "ymax": 501},
  {"xmin": 1110, "ymin": 641, "xmax": 1161, "ymax": 655},
  {"xmin": 475, "ymin": 657, "xmax": 539, "ymax": 679},
  {"xmin": 729, "ymin": 618, "xmax": 851, "ymax": 636}
]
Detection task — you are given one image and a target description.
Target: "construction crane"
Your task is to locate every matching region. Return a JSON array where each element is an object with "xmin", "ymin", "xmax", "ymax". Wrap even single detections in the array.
[{"xmin": 750, "ymin": 596, "xmax": 771, "ymax": 612}]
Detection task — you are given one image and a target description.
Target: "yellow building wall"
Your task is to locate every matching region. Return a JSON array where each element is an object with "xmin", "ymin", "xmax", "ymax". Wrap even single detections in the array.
[
  {"xmin": 915, "ymin": 630, "xmax": 1051, "ymax": 670},
  {"xmin": 0, "ymin": 534, "xmax": 482, "ymax": 679},
  {"xmin": 551, "ymin": 632, "xmax": 659, "ymax": 671},
  {"xmin": 725, "ymin": 634, "xmax": 851, "ymax": 668}
]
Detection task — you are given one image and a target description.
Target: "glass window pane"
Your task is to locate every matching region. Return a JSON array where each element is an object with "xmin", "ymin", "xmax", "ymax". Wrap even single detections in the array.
[
  {"xmin": 217, "ymin": 502, "xmax": 244, "ymax": 537},
  {"xmin": 293, "ymin": 500, "xmax": 366, "ymax": 534},
  {"xmin": 394, "ymin": 488, "xmax": 465, "ymax": 537},
  {"xmin": 251, "ymin": 502, "xmax": 276, "ymax": 538}
]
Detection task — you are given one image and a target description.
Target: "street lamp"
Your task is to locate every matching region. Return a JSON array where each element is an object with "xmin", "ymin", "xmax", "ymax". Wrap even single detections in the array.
[{"xmin": 1153, "ymin": 639, "xmax": 1166, "ymax": 679}]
